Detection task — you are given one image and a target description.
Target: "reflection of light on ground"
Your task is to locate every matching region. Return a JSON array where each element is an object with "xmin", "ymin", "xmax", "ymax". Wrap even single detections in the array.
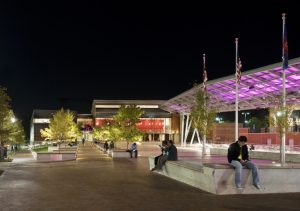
[
  {"xmin": 1, "ymin": 179, "xmax": 36, "ymax": 189},
  {"xmin": 12, "ymin": 157, "xmax": 35, "ymax": 163}
]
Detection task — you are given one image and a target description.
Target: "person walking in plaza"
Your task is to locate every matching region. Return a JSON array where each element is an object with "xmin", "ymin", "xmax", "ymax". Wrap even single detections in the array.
[
  {"xmin": 227, "ymin": 136, "xmax": 261, "ymax": 190},
  {"xmin": 82, "ymin": 137, "xmax": 85, "ymax": 146}
]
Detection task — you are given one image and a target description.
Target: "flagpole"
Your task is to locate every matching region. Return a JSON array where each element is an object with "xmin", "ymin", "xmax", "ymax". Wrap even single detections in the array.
[
  {"xmin": 281, "ymin": 13, "xmax": 287, "ymax": 165},
  {"xmin": 235, "ymin": 38, "xmax": 239, "ymax": 141},
  {"xmin": 203, "ymin": 53, "xmax": 207, "ymax": 157}
]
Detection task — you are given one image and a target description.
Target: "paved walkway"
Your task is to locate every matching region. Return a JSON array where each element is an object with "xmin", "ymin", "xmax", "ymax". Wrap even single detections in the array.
[
  {"xmin": 0, "ymin": 143, "xmax": 300, "ymax": 210},
  {"xmin": 77, "ymin": 142, "xmax": 110, "ymax": 161}
]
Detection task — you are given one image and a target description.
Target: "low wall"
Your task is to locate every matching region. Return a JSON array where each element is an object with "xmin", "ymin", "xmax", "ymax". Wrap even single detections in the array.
[{"xmin": 149, "ymin": 157, "xmax": 300, "ymax": 195}]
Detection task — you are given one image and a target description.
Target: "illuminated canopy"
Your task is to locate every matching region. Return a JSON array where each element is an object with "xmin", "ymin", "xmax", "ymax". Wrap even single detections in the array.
[{"xmin": 161, "ymin": 57, "xmax": 300, "ymax": 113}]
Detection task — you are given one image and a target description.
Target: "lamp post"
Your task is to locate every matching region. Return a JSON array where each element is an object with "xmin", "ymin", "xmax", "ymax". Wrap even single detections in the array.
[
  {"xmin": 242, "ymin": 112, "xmax": 250, "ymax": 124},
  {"xmin": 215, "ymin": 117, "xmax": 223, "ymax": 123}
]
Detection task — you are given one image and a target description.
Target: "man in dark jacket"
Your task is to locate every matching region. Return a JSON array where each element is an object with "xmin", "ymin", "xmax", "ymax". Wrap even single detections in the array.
[
  {"xmin": 151, "ymin": 140, "xmax": 178, "ymax": 171},
  {"xmin": 227, "ymin": 136, "xmax": 261, "ymax": 189},
  {"xmin": 166, "ymin": 140, "xmax": 178, "ymax": 161}
]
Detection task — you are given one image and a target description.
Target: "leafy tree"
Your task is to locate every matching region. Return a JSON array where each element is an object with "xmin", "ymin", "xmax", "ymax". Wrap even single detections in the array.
[
  {"xmin": 113, "ymin": 105, "xmax": 144, "ymax": 149},
  {"xmin": 190, "ymin": 88, "xmax": 216, "ymax": 157},
  {"xmin": 40, "ymin": 108, "xmax": 80, "ymax": 144},
  {"xmin": 0, "ymin": 87, "xmax": 25, "ymax": 146},
  {"xmin": 247, "ymin": 117, "xmax": 268, "ymax": 133},
  {"xmin": 268, "ymin": 95, "xmax": 294, "ymax": 165},
  {"xmin": 108, "ymin": 124, "xmax": 122, "ymax": 142},
  {"xmin": 93, "ymin": 122, "xmax": 112, "ymax": 141},
  {"xmin": 7, "ymin": 111, "xmax": 25, "ymax": 145},
  {"xmin": 269, "ymin": 105, "xmax": 294, "ymax": 136},
  {"xmin": 0, "ymin": 86, "xmax": 11, "ymax": 146}
]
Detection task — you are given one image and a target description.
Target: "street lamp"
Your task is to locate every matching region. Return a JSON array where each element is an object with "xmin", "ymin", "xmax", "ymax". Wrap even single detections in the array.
[
  {"xmin": 11, "ymin": 117, "xmax": 16, "ymax": 123},
  {"xmin": 215, "ymin": 117, "xmax": 223, "ymax": 123},
  {"xmin": 242, "ymin": 112, "xmax": 250, "ymax": 124}
]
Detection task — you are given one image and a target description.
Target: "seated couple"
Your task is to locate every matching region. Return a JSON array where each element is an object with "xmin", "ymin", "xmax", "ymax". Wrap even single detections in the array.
[{"xmin": 151, "ymin": 140, "xmax": 177, "ymax": 171}]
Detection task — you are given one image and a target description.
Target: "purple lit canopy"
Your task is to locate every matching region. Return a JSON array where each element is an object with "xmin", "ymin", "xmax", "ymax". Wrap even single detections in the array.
[{"xmin": 161, "ymin": 57, "xmax": 300, "ymax": 113}]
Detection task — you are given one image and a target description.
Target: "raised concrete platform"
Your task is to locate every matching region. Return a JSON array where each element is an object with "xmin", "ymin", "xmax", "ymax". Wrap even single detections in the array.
[{"xmin": 149, "ymin": 157, "xmax": 300, "ymax": 195}]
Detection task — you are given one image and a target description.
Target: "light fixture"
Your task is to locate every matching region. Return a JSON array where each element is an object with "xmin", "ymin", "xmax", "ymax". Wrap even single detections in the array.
[{"xmin": 11, "ymin": 117, "xmax": 16, "ymax": 123}]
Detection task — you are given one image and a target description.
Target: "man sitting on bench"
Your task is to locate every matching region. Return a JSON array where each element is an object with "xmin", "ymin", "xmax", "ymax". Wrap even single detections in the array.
[
  {"xmin": 130, "ymin": 143, "xmax": 138, "ymax": 158},
  {"xmin": 227, "ymin": 136, "xmax": 261, "ymax": 190},
  {"xmin": 151, "ymin": 140, "xmax": 177, "ymax": 171}
]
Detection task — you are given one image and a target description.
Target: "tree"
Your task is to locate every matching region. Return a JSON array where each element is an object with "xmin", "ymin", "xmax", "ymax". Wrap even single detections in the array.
[
  {"xmin": 190, "ymin": 88, "xmax": 216, "ymax": 159},
  {"xmin": 268, "ymin": 95, "xmax": 294, "ymax": 165},
  {"xmin": 40, "ymin": 108, "xmax": 80, "ymax": 144},
  {"xmin": 113, "ymin": 105, "xmax": 144, "ymax": 149},
  {"xmin": 0, "ymin": 87, "xmax": 25, "ymax": 146},
  {"xmin": 0, "ymin": 86, "xmax": 25, "ymax": 160},
  {"xmin": 93, "ymin": 121, "xmax": 112, "ymax": 141},
  {"xmin": 7, "ymin": 111, "xmax": 25, "ymax": 145},
  {"xmin": 0, "ymin": 86, "xmax": 11, "ymax": 146},
  {"xmin": 248, "ymin": 117, "xmax": 268, "ymax": 133}
]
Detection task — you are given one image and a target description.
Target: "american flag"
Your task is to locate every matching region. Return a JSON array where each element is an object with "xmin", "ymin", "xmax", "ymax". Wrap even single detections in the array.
[
  {"xmin": 203, "ymin": 54, "xmax": 208, "ymax": 91},
  {"xmin": 236, "ymin": 58, "xmax": 242, "ymax": 84}
]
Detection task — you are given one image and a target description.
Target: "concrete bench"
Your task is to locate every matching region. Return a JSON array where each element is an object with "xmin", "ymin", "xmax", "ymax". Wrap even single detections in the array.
[
  {"xmin": 95, "ymin": 144, "xmax": 133, "ymax": 158},
  {"xmin": 33, "ymin": 152, "xmax": 77, "ymax": 162},
  {"xmin": 148, "ymin": 156, "xmax": 300, "ymax": 195},
  {"xmin": 108, "ymin": 150, "xmax": 131, "ymax": 158}
]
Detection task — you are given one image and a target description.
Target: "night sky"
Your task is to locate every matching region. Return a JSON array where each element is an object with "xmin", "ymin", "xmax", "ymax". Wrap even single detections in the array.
[{"xmin": 1, "ymin": 1, "xmax": 300, "ymax": 137}]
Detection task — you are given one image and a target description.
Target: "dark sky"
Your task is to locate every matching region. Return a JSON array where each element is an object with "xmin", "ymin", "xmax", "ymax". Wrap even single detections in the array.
[{"xmin": 1, "ymin": 1, "xmax": 300, "ymax": 136}]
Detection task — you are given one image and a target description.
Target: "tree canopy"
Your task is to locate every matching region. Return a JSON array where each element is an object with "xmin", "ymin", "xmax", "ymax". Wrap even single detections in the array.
[
  {"xmin": 190, "ymin": 88, "xmax": 216, "ymax": 157},
  {"xmin": 113, "ymin": 105, "xmax": 144, "ymax": 144},
  {"xmin": 190, "ymin": 88, "xmax": 216, "ymax": 137},
  {"xmin": 40, "ymin": 108, "xmax": 80, "ymax": 142},
  {"xmin": 268, "ymin": 96, "xmax": 294, "ymax": 137},
  {"xmin": 93, "ymin": 105, "xmax": 144, "ymax": 148},
  {"xmin": 0, "ymin": 86, "xmax": 25, "ymax": 146}
]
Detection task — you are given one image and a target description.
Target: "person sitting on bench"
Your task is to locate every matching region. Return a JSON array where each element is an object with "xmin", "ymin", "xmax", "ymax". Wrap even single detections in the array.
[
  {"xmin": 130, "ymin": 143, "xmax": 138, "ymax": 158},
  {"xmin": 151, "ymin": 140, "xmax": 177, "ymax": 171},
  {"xmin": 227, "ymin": 136, "xmax": 261, "ymax": 190}
]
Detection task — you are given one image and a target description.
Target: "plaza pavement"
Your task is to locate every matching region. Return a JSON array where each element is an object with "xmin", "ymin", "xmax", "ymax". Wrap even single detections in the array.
[{"xmin": 0, "ymin": 142, "xmax": 300, "ymax": 211}]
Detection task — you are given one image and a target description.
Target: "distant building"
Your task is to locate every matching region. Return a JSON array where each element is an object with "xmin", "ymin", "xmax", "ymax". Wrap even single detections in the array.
[
  {"xmin": 30, "ymin": 100, "xmax": 180, "ymax": 144},
  {"xmin": 92, "ymin": 100, "xmax": 179, "ymax": 142}
]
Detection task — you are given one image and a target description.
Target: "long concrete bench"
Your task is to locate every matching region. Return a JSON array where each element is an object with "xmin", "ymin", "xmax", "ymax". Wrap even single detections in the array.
[
  {"xmin": 33, "ymin": 152, "xmax": 77, "ymax": 162},
  {"xmin": 148, "ymin": 156, "xmax": 300, "ymax": 195}
]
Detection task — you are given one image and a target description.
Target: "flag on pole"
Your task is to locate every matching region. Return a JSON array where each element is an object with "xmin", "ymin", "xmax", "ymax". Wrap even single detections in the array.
[
  {"xmin": 203, "ymin": 54, "xmax": 208, "ymax": 92},
  {"xmin": 282, "ymin": 13, "xmax": 288, "ymax": 69},
  {"xmin": 236, "ymin": 57, "xmax": 242, "ymax": 84}
]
